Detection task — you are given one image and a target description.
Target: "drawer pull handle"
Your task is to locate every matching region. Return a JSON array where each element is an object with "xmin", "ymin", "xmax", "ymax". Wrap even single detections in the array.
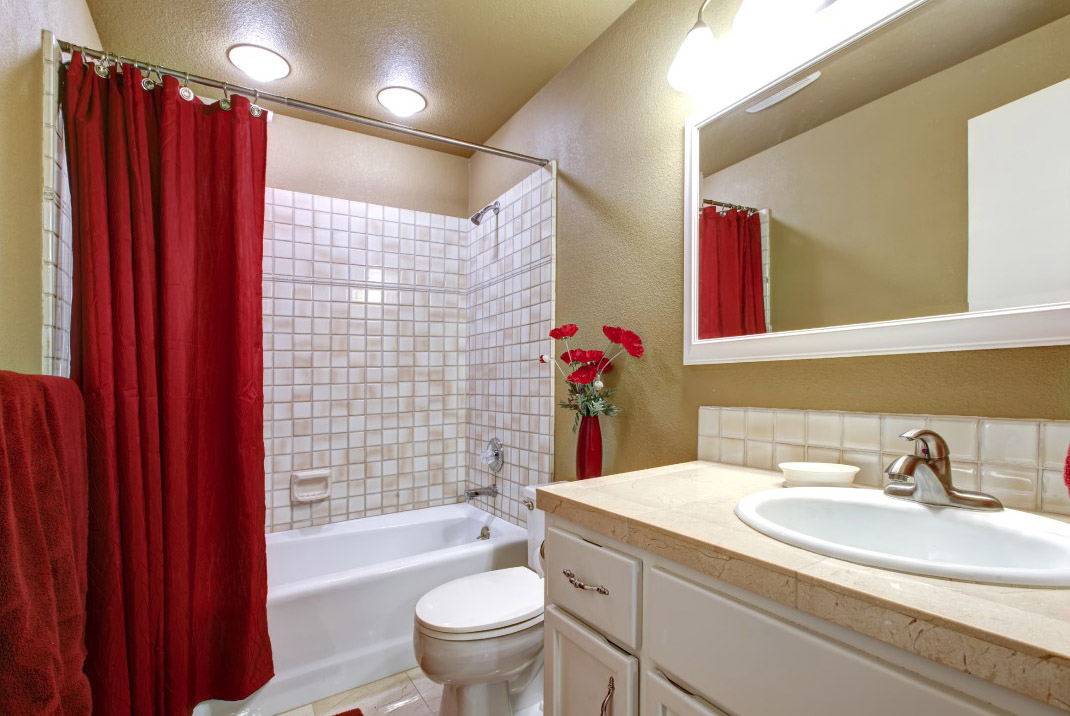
[
  {"xmin": 600, "ymin": 676, "xmax": 615, "ymax": 716},
  {"xmin": 562, "ymin": 569, "xmax": 610, "ymax": 595}
]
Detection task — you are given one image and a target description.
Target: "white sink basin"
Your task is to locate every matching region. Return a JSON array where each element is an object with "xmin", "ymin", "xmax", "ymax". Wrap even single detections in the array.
[{"xmin": 735, "ymin": 487, "xmax": 1070, "ymax": 587}]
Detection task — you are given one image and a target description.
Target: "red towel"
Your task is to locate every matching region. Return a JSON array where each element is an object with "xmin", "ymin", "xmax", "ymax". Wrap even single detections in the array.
[{"xmin": 0, "ymin": 371, "xmax": 91, "ymax": 715}]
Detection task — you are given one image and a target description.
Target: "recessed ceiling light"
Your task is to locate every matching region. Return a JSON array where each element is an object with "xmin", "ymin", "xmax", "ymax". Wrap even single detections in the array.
[
  {"xmin": 377, "ymin": 86, "xmax": 427, "ymax": 118},
  {"xmin": 227, "ymin": 44, "xmax": 290, "ymax": 82}
]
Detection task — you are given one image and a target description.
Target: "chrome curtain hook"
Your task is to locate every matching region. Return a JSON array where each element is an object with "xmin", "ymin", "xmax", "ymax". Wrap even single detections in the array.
[
  {"xmin": 219, "ymin": 82, "xmax": 232, "ymax": 111},
  {"xmin": 179, "ymin": 71, "xmax": 195, "ymax": 102},
  {"xmin": 93, "ymin": 50, "xmax": 110, "ymax": 78},
  {"xmin": 249, "ymin": 89, "xmax": 263, "ymax": 117},
  {"xmin": 141, "ymin": 64, "xmax": 156, "ymax": 91}
]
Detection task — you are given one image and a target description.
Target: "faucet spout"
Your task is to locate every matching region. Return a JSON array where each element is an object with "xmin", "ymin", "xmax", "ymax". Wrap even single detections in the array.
[
  {"xmin": 464, "ymin": 484, "xmax": 499, "ymax": 503},
  {"xmin": 883, "ymin": 430, "xmax": 1002, "ymax": 512}
]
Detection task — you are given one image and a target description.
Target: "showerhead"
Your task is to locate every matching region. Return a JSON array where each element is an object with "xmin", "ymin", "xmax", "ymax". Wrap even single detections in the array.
[{"xmin": 469, "ymin": 201, "xmax": 500, "ymax": 226}]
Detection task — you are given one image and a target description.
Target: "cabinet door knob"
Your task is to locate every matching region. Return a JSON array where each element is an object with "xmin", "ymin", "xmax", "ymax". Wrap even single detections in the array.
[
  {"xmin": 562, "ymin": 568, "xmax": 610, "ymax": 595},
  {"xmin": 599, "ymin": 676, "xmax": 615, "ymax": 716}
]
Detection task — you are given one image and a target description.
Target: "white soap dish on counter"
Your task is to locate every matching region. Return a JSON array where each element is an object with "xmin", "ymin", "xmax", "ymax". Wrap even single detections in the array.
[{"xmin": 778, "ymin": 462, "xmax": 860, "ymax": 487}]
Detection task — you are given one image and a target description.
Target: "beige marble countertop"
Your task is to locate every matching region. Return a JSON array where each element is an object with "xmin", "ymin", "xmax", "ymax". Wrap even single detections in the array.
[{"xmin": 537, "ymin": 461, "xmax": 1070, "ymax": 711}]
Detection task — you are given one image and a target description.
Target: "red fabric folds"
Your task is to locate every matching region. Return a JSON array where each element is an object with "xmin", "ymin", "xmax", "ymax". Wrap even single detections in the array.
[
  {"xmin": 697, "ymin": 207, "xmax": 767, "ymax": 339},
  {"xmin": 62, "ymin": 53, "xmax": 273, "ymax": 715},
  {"xmin": 0, "ymin": 371, "xmax": 92, "ymax": 716}
]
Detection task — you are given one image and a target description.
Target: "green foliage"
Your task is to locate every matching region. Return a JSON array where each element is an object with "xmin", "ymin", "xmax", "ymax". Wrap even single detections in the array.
[{"xmin": 558, "ymin": 382, "xmax": 621, "ymax": 432}]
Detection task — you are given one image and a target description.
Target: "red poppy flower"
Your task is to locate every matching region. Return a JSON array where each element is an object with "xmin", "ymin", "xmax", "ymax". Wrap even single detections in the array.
[
  {"xmin": 561, "ymin": 349, "xmax": 604, "ymax": 364},
  {"xmin": 596, "ymin": 357, "xmax": 613, "ymax": 374},
  {"xmin": 549, "ymin": 323, "xmax": 579, "ymax": 340},
  {"xmin": 621, "ymin": 329, "xmax": 644, "ymax": 358},
  {"xmin": 566, "ymin": 364, "xmax": 599, "ymax": 384},
  {"xmin": 602, "ymin": 325, "xmax": 623, "ymax": 344}
]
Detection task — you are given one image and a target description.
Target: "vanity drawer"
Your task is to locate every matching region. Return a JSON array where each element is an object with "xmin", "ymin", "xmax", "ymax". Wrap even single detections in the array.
[
  {"xmin": 546, "ymin": 526, "xmax": 641, "ymax": 650},
  {"xmin": 646, "ymin": 568, "xmax": 1006, "ymax": 716}
]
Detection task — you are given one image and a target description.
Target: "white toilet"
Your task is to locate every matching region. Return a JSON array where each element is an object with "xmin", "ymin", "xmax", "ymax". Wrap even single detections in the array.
[{"xmin": 413, "ymin": 485, "xmax": 546, "ymax": 716}]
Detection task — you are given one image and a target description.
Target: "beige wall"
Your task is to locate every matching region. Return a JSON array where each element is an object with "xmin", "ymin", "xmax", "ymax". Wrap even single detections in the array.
[
  {"xmin": 469, "ymin": 0, "xmax": 1070, "ymax": 480},
  {"xmin": 704, "ymin": 15, "xmax": 1070, "ymax": 332},
  {"xmin": 268, "ymin": 114, "xmax": 469, "ymax": 218},
  {"xmin": 0, "ymin": 0, "xmax": 99, "ymax": 374}
]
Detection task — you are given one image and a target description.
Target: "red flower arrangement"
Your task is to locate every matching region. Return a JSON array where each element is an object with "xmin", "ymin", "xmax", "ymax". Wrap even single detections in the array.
[{"xmin": 540, "ymin": 323, "xmax": 644, "ymax": 429}]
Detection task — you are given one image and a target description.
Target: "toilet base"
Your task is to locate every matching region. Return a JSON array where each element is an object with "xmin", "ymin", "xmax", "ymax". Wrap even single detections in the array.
[{"xmin": 431, "ymin": 654, "xmax": 543, "ymax": 716}]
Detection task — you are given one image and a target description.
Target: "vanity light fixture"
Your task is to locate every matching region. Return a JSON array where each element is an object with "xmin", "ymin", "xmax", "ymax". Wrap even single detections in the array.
[
  {"xmin": 733, "ymin": 0, "xmax": 840, "ymax": 37},
  {"xmin": 377, "ymin": 86, "xmax": 427, "ymax": 118},
  {"xmin": 227, "ymin": 44, "xmax": 291, "ymax": 82},
  {"xmin": 668, "ymin": 0, "xmax": 719, "ymax": 94}
]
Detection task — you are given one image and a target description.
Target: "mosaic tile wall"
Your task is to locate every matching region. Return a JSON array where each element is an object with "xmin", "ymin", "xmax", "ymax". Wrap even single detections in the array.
[
  {"xmin": 264, "ymin": 166, "xmax": 556, "ymax": 532},
  {"xmin": 463, "ymin": 166, "xmax": 556, "ymax": 527},
  {"xmin": 698, "ymin": 406, "xmax": 1070, "ymax": 515},
  {"xmin": 42, "ymin": 33, "xmax": 73, "ymax": 378},
  {"xmin": 263, "ymin": 191, "xmax": 470, "ymax": 531}
]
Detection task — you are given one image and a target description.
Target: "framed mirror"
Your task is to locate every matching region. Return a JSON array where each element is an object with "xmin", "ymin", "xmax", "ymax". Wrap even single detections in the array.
[{"xmin": 683, "ymin": 0, "xmax": 1070, "ymax": 365}]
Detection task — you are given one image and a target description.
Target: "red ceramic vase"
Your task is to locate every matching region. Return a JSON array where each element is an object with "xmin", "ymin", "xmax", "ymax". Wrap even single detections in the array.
[{"xmin": 576, "ymin": 415, "xmax": 603, "ymax": 480}]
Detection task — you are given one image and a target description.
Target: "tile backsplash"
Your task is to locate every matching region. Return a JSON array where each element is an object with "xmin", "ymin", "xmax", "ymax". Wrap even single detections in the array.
[
  {"xmin": 698, "ymin": 406, "xmax": 1070, "ymax": 515},
  {"xmin": 263, "ymin": 166, "xmax": 555, "ymax": 532}
]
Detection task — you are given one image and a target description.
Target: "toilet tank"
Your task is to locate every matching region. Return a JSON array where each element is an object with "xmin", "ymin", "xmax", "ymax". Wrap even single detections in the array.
[{"xmin": 522, "ymin": 484, "xmax": 547, "ymax": 577}]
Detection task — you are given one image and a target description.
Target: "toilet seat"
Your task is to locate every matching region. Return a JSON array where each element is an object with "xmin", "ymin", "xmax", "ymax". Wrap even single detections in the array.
[
  {"xmin": 415, "ymin": 612, "xmax": 544, "ymax": 641},
  {"xmin": 415, "ymin": 567, "xmax": 544, "ymax": 638}
]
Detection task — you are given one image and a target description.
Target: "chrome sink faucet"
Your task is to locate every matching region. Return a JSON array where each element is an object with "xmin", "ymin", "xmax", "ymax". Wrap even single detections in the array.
[{"xmin": 884, "ymin": 429, "xmax": 1002, "ymax": 511}]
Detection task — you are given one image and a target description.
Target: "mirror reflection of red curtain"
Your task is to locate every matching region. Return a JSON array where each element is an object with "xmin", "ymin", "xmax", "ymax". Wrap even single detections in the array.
[
  {"xmin": 698, "ymin": 207, "xmax": 767, "ymax": 339},
  {"xmin": 63, "ymin": 53, "xmax": 273, "ymax": 715}
]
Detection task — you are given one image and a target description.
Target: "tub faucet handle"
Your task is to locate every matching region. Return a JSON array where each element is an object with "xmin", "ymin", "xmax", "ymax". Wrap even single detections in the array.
[{"xmin": 479, "ymin": 438, "xmax": 504, "ymax": 473}]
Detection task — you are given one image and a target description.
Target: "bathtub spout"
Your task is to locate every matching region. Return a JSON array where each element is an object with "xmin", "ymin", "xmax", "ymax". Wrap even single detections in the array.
[{"xmin": 464, "ymin": 485, "xmax": 498, "ymax": 502}]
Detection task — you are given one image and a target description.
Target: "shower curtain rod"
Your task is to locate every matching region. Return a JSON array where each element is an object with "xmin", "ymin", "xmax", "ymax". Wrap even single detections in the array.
[
  {"xmin": 702, "ymin": 199, "xmax": 760, "ymax": 213},
  {"xmin": 56, "ymin": 40, "xmax": 551, "ymax": 167}
]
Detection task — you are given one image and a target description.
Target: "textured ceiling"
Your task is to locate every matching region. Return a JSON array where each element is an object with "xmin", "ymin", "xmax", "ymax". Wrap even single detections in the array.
[{"xmin": 84, "ymin": 0, "xmax": 638, "ymax": 155}]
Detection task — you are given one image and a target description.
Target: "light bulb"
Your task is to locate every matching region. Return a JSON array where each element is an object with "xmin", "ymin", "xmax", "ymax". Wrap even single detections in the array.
[
  {"xmin": 668, "ymin": 22, "xmax": 719, "ymax": 94},
  {"xmin": 377, "ymin": 86, "xmax": 427, "ymax": 118},
  {"xmin": 227, "ymin": 45, "xmax": 290, "ymax": 82},
  {"xmin": 733, "ymin": 0, "xmax": 833, "ymax": 38}
]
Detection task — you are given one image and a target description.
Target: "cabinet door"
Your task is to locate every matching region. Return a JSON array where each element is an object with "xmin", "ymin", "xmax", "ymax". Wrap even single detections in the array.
[
  {"xmin": 643, "ymin": 670, "xmax": 728, "ymax": 716},
  {"xmin": 646, "ymin": 568, "xmax": 1009, "ymax": 716},
  {"xmin": 545, "ymin": 604, "xmax": 638, "ymax": 716}
]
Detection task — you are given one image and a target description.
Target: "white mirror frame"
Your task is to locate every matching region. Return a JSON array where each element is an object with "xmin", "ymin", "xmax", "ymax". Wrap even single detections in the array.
[{"xmin": 682, "ymin": 2, "xmax": 1070, "ymax": 366}]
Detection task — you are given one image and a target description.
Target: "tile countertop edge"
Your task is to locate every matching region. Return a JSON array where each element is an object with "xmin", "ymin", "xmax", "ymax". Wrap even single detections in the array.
[{"xmin": 536, "ymin": 462, "xmax": 1070, "ymax": 712}]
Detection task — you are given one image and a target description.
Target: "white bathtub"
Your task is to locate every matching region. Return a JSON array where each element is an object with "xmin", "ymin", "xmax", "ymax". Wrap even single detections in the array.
[{"xmin": 196, "ymin": 503, "xmax": 527, "ymax": 716}]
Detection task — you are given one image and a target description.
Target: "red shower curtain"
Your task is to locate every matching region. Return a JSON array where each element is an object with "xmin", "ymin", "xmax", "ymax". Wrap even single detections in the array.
[
  {"xmin": 63, "ymin": 53, "xmax": 273, "ymax": 715},
  {"xmin": 698, "ymin": 207, "xmax": 767, "ymax": 339}
]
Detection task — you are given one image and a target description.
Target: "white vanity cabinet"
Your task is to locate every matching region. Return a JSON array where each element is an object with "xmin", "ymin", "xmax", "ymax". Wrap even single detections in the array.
[
  {"xmin": 545, "ymin": 605, "xmax": 638, "ymax": 716},
  {"xmin": 543, "ymin": 516, "xmax": 1059, "ymax": 716},
  {"xmin": 643, "ymin": 670, "xmax": 727, "ymax": 716}
]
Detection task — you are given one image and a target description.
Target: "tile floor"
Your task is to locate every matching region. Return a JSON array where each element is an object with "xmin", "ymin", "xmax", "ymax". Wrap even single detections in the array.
[{"xmin": 279, "ymin": 668, "xmax": 442, "ymax": 716}]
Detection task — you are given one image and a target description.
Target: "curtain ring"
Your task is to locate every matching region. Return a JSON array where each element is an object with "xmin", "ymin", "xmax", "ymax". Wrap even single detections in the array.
[
  {"xmin": 219, "ymin": 82, "xmax": 232, "ymax": 111},
  {"xmin": 114, "ymin": 54, "xmax": 125, "ymax": 73},
  {"xmin": 249, "ymin": 89, "xmax": 263, "ymax": 117},
  {"xmin": 179, "ymin": 71, "xmax": 195, "ymax": 102},
  {"xmin": 93, "ymin": 50, "xmax": 109, "ymax": 78},
  {"xmin": 141, "ymin": 64, "xmax": 156, "ymax": 91}
]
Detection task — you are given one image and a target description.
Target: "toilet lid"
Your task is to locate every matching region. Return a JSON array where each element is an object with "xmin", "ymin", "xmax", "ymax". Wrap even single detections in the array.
[{"xmin": 415, "ymin": 567, "xmax": 544, "ymax": 633}]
